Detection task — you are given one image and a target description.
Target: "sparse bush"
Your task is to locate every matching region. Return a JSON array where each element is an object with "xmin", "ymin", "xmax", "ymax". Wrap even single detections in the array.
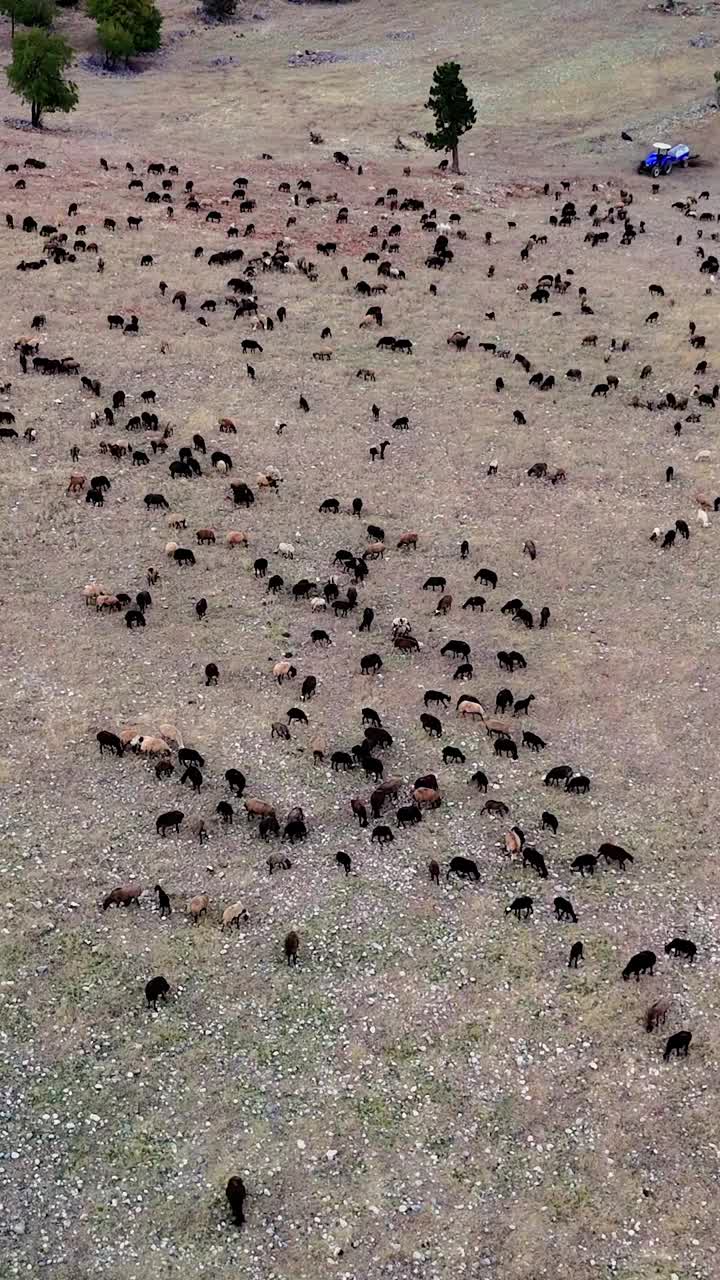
[
  {"xmin": 201, "ymin": 0, "xmax": 237, "ymax": 19},
  {"xmin": 17, "ymin": 0, "xmax": 55, "ymax": 26}
]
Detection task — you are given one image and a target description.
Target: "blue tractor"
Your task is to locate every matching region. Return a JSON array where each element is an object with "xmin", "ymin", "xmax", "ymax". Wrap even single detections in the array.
[{"xmin": 638, "ymin": 142, "xmax": 690, "ymax": 177}]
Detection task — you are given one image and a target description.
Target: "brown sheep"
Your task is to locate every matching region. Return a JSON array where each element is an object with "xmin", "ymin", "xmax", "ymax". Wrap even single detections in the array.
[
  {"xmin": 311, "ymin": 733, "xmax": 326, "ymax": 764},
  {"xmin": 189, "ymin": 893, "xmax": 209, "ymax": 924},
  {"xmin": 226, "ymin": 531, "xmax": 249, "ymax": 547},
  {"xmin": 434, "ymin": 593, "xmax": 452, "ymax": 615},
  {"xmin": 244, "ymin": 798, "xmax": 276, "ymax": 820},
  {"xmin": 219, "ymin": 417, "xmax": 237, "ymax": 433},
  {"xmin": 222, "ymin": 902, "xmax": 249, "ymax": 930},
  {"xmin": 95, "ymin": 595, "xmax": 121, "ymax": 612},
  {"xmin": 196, "ymin": 528, "xmax": 216, "ymax": 545},
  {"xmin": 484, "ymin": 718, "xmax": 512, "ymax": 736},
  {"xmin": 645, "ymin": 995, "xmax": 672, "ymax": 1031},
  {"xmin": 412, "ymin": 786, "xmax": 442, "ymax": 809},
  {"xmin": 103, "ymin": 883, "xmax": 141, "ymax": 910},
  {"xmin": 365, "ymin": 542, "xmax": 385, "ymax": 560},
  {"xmin": 67, "ymin": 473, "xmax": 87, "ymax": 493},
  {"xmin": 397, "ymin": 531, "xmax": 418, "ymax": 550},
  {"xmin": 504, "ymin": 829, "xmax": 522, "ymax": 856}
]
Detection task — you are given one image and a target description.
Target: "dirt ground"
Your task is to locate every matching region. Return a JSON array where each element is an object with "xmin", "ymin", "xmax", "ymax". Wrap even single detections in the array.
[{"xmin": 0, "ymin": 2, "xmax": 719, "ymax": 1279}]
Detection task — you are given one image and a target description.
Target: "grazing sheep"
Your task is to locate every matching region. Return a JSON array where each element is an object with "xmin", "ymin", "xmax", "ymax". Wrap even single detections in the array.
[
  {"xmin": 622, "ymin": 950, "xmax": 657, "ymax": 981},
  {"xmin": 568, "ymin": 941, "xmax": 584, "ymax": 967},
  {"xmin": 506, "ymin": 896, "xmax": 534, "ymax": 919},
  {"xmin": 268, "ymin": 852, "xmax": 292, "ymax": 875},
  {"xmin": 336, "ymin": 850, "xmax": 352, "ymax": 875},
  {"xmin": 189, "ymin": 893, "xmax": 209, "ymax": 924},
  {"xmin": 554, "ymin": 896, "xmax": 577, "ymax": 922},
  {"xmin": 156, "ymin": 809, "xmax": 184, "ymax": 836},
  {"xmin": 222, "ymin": 902, "xmax": 249, "ymax": 930},
  {"xmin": 226, "ymin": 1175, "xmax": 247, "ymax": 1228},
  {"xmin": 244, "ymin": 798, "xmax": 276, "ymax": 820},
  {"xmin": 226, "ymin": 530, "xmax": 249, "ymax": 547},
  {"xmin": 145, "ymin": 976, "xmax": 170, "ymax": 1010},
  {"xmin": 276, "ymin": 541, "xmax": 295, "ymax": 558},
  {"xmin": 97, "ymin": 730, "xmax": 124, "ymax": 756},
  {"xmin": 665, "ymin": 937, "xmax": 697, "ymax": 962},
  {"xmin": 663, "ymin": 1031, "xmax": 692, "ymax": 1061},
  {"xmin": 446, "ymin": 855, "xmax": 479, "ymax": 882},
  {"xmin": 598, "ymin": 842, "xmax": 633, "ymax": 869},
  {"xmin": 155, "ymin": 885, "xmax": 172, "ymax": 917},
  {"xmin": 428, "ymin": 859, "xmax": 440, "ymax": 884},
  {"xmin": 284, "ymin": 930, "xmax": 300, "ymax": 966},
  {"xmin": 273, "ymin": 661, "xmax": 297, "ymax": 684},
  {"xmin": 103, "ymin": 883, "xmax": 141, "ymax": 910},
  {"xmin": 645, "ymin": 995, "xmax": 672, "ymax": 1031}
]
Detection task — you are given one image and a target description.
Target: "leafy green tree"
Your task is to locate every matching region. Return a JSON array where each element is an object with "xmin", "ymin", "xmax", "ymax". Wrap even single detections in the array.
[
  {"xmin": 17, "ymin": 0, "xmax": 56, "ymax": 27},
  {"xmin": 6, "ymin": 28, "xmax": 78, "ymax": 127},
  {"xmin": 97, "ymin": 17, "xmax": 134, "ymax": 67},
  {"xmin": 0, "ymin": 0, "xmax": 24, "ymax": 38},
  {"xmin": 202, "ymin": 0, "xmax": 237, "ymax": 19},
  {"xmin": 87, "ymin": 0, "xmax": 162, "ymax": 62},
  {"xmin": 424, "ymin": 61, "xmax": 476, "ymax": 174}
]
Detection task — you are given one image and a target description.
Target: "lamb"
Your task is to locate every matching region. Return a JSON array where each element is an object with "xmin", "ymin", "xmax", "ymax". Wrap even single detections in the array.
[
  {"xmin": 645, "ymin": 995, "xmax": 672, "ymax": 1031},
  {"xmin": 188, "ymin": 893, "xmax": 209, "ymax": 924},
  {"xmin": 103, "ymin": 883, "xmax": 141, "ymax": 910},
  {"xmin": 222, "ymin": 902, "xmax": 249, "ymax": 930},
  {"xmin": 155, "ymin": 885, "xmax": 172, "ymax": 917}
]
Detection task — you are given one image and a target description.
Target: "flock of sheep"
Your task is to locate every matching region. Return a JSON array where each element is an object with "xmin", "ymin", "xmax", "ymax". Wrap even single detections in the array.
[{"xmin": 6, "ymin": 141, "xmax": 712, "ymax": 1230}]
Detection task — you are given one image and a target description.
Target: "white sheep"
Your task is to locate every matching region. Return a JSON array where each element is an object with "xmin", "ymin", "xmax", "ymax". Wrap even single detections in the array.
[
  {"xmin": 697, "ymin": 507, "xmax": 710, "ymax": 527},
  {"xmin": 310, "ymin": 596, "xmax": 327, "ymax": 612},
  {"xmin": 276, "ymin": 541, "xmax": 294, "ymax": 558}
]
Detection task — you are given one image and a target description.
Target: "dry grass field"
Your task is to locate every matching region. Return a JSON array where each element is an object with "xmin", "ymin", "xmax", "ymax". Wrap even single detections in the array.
[{"xmin": 1, "ymin": 2, "xmax": 720, "ymax": 1279}]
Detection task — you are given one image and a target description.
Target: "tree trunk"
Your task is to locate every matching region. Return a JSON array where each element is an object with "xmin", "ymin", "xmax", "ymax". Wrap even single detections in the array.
[
  {"xmin": 451, "ymin": 143, "xmax": 459, "ymax": 174},
  {"xmin": 10, "ymin": 10, "xmax": 15, "ymax": 37},
  {"xmin": 31, "ymin": 101, "xmax": 42, "ymax": 127}
]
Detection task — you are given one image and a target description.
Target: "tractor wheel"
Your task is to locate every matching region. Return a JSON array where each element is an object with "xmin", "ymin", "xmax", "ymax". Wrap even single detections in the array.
[
  {"xmin": 651, "ymin": 164, "xmax": 661, "ymax": 177},
  {"xmin": 682, "ymin": 159, "xmax": 688, "ymax": 168}
]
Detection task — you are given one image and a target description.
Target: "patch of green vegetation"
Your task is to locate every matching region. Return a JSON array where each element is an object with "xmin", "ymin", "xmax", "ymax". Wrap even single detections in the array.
[{"xmin": 356, "ymin": 1093, "xmax": 404, "ymax": 1140}]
